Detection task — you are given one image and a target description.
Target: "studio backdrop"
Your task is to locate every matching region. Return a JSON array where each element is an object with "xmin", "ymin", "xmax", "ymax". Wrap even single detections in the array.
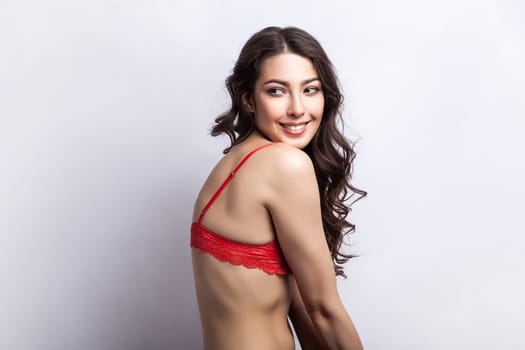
[{"xmin": 1, "ymin": 0, "xmax": 524, "ymax": 349}]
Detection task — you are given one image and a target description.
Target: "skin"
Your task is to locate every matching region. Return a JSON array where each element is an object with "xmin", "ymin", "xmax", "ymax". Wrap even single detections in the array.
[
  {"xmin": 244, "ymin": 53, "xmax": 324, "ymax": 149},
  {"xmin": 192, "ymin": 53, "xmax": 363, "ymax": 350}
]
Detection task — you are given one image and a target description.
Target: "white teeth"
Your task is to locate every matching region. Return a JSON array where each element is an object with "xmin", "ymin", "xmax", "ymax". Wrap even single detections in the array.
[{"xmin": 283, "ymin": 123, "xmax": 306, "ymax": 131}]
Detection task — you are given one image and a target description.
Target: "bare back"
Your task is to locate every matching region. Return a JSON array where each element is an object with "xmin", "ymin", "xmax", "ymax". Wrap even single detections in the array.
[{"xmin": 191, "ymin": 139, "xmax": 294, "ymax": 350}]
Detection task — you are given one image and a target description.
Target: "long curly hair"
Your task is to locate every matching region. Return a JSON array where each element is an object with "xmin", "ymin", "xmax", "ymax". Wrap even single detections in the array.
[{"xmin": 211, "ymin": 26, "xmax": 367, "ymax": 277}]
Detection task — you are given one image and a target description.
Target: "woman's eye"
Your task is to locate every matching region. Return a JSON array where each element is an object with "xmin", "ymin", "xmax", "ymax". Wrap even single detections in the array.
[
  {"xmin": 267, "ymin": 88, "xmax": 286, "ymax": 95},
  {"xmin": 304, "ymin": 87, "xmax": 320, "ymax": 94}
]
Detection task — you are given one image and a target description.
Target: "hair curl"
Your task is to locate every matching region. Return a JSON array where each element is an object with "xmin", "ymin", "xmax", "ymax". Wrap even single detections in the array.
[{"xmin": 211, "ymin": 26, "xmax": 367, "ymax": 277}]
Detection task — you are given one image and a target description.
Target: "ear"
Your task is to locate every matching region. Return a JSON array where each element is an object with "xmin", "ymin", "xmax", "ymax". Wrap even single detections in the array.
[{"xmin": 242, "ymin": 93, "xmax": 255, "ymax": 113}]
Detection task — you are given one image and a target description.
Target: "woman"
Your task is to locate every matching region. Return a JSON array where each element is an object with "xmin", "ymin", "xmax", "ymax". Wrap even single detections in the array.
[{"xmin": 191, "ymin": 26, "xmax": 367, "ymax": 350}]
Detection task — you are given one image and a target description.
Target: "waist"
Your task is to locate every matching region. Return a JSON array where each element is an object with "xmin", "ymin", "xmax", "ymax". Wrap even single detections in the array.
[{"xmin": 200, "ymin": 309, "xmax": 294, "ymax": 350}]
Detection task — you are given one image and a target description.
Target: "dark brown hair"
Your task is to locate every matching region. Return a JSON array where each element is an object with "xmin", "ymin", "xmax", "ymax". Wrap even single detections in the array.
[{"xmin": 212, "ymin": 26, "xmax": 367, "ymax": 277}]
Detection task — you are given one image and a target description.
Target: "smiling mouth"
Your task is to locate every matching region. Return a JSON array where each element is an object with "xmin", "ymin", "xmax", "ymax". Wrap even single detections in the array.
[{"xmin": 280, "ymin": 121, "xmax": 310, "ymax": 132}]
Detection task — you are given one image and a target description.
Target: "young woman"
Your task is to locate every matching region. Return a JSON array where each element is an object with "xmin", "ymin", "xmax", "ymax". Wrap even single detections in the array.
[{"xmin": 191, "ymin": 26, "xmax": 367, "ymax": 350}]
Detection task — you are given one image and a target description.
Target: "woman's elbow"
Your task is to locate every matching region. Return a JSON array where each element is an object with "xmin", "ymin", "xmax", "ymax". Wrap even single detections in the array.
[
  {"xmin": 306, "ymin": 300, "xmax": 364, "ymax": 350},
  {"xmin": 307, "ymin": 300, "xmax": 344, "ymax": 326}
]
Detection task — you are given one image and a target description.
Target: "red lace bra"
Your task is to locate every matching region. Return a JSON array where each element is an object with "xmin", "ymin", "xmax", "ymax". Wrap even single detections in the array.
[{"xmin": 191, "ymin": 143, "xmax": 290, "ymax": 275}]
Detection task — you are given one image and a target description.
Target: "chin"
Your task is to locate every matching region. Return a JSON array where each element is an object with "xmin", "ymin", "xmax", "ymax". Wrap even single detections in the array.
[
  {"xmin": 281, "ymin": 138, "xmax": 312, "ymax": 150},
  {"xmin": 259, "ymin": 127, "xmax": 316, "ymax": 149}
]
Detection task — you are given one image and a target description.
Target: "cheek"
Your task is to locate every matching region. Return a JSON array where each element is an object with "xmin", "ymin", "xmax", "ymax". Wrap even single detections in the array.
[
  {"xmin": 254, "ymin": 104, "xmax": 279, "ymax": 129},
  {"xmin": 306, "ymin": 98, "xmax": 325, "ymax": 118},
  {"xmin": 257, "ymin": 98, "xmax": 286, "ymax": 119},
  {"xmin": 317, "ymin": 102, "xmax": 325, "ymax": 116}
]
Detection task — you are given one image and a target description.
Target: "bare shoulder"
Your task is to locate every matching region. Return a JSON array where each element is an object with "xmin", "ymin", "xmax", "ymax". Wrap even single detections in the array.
[
  {"xmin": 254, "ymin": 143, "xmax": 318, "ymax": 200},
  {"xmin": 261, "ymin": 143, "xmax": 315, "ymax": 179}
]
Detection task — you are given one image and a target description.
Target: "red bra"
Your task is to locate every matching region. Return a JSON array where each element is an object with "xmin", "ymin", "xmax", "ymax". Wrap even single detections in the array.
[{"xmin": 191, "ymin": 143, "xmax": 290, "ymax": 275}]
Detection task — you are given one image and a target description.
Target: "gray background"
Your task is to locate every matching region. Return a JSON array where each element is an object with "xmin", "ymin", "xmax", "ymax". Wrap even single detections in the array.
[{"xmin": 1, "ymin": 0, "xmax": 524, "ymax": 349}]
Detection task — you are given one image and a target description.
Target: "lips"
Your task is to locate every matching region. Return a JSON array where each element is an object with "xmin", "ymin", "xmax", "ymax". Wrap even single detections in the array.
[
  {"xmin": 279, "ymin": 121, "xmax": 310, "ymax": 135},
  {"xmin": 282, "ymin": 124, "xmax": 306, "ymax": 131}
]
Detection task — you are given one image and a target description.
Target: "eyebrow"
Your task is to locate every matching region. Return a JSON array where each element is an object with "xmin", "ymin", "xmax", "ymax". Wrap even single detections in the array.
[{"xmin": 262, "ymin": 77, "xmax": 320, "ymax": 86}]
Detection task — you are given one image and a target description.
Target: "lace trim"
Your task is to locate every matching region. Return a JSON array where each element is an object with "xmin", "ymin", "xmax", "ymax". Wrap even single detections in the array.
[{"xmin": 191, "ymin": 222, "xmax": 290, "ymax": 275}]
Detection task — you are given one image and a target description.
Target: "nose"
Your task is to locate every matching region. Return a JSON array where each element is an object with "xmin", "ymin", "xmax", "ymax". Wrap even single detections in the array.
[{"xmin": 287, "ymin": 93, "xmax": 305, "ymax": 118}]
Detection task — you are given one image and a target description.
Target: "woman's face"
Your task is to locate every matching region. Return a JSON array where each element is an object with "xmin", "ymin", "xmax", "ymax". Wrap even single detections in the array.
[{"xmin": 246, "ymin": 53, "xmax": 324, "ymax": 149}]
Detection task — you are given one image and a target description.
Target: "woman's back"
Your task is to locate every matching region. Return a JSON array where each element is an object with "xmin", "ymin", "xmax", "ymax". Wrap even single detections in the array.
[{"xmin": 191, "ymin": 140, "xmax": 295, "ymax": 350}]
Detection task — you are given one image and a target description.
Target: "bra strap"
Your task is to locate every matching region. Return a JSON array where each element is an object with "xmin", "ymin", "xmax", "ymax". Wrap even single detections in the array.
[{"xmin": 197, "ymin": 142, "xmax": 276, "ymax": 224}]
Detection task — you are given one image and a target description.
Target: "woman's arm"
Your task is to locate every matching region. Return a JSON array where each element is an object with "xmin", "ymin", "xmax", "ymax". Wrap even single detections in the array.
[
  {"xmin": 264, "ymin": 145, "xmax": 363, "ymax": 350},
  {"xmin": 288, "ymin": 276, "xmax": 326, "ymax": 350}
]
